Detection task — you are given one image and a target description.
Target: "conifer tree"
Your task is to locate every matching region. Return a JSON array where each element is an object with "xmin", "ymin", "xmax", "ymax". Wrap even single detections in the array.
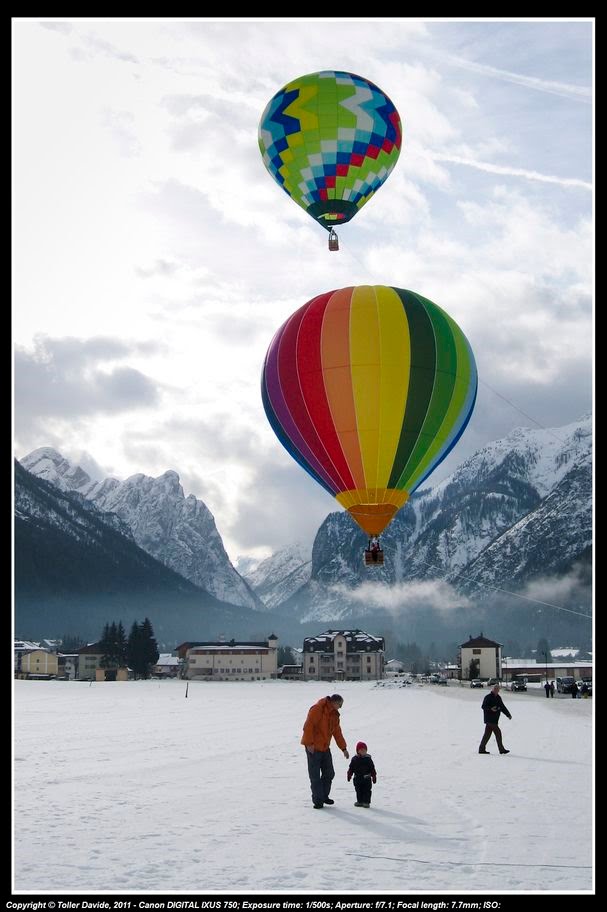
[
  {"xmin": 99, "ymin": 623, "xmax": 114, "ymax": 668},
  {"xmin": 127, "ymin": 618, "xmax": 159, "ymax": 679},
  {"xmin": 99, "ymin": 621, "xmax": 128, "ymax": 668},
  {"xmin": 127, "ymin": 622, "xmax": 144, "ymax": 678},
  {"xmin": 536, "ymin": 637, "xmax": 552, "ymax": 663},
  {"xmin": 116, "ymin": 621, "xmax": 128, "ymax": 666},
  {"xmin": 140, "ymin": 617, "xmax": 159, "ymax": 677}
]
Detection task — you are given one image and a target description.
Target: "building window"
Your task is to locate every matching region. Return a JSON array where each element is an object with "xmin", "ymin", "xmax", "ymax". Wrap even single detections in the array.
[{"xmin": 473, "ymin": 649, "xmax": 481, "ymax": 655}]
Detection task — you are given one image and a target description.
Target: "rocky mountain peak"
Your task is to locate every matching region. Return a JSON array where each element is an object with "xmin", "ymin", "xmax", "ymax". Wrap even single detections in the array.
[{"xmin": 20, "ymin": 449, "xmax": 263, "ymax": 612}]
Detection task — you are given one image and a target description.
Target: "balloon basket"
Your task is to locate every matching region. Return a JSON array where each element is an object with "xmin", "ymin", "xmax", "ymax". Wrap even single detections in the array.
[{"xmin": 364, "ymin": 549, "xmax": 384, "ymax": 566}]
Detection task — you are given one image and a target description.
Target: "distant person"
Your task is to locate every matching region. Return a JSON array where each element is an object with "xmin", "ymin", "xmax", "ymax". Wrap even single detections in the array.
[
  {"xmin": 544, "ymin": 681, "xmax": 551, "ymax": 698},
  {"xmin": 301, "ymin": 694, "xmax": 349, "ymax": 808},
  {"xmin": 370, "ymin": 538, "xmax": 380, "ymax": 562},
  {"xmin": 571, "ymin": 681, "xmax": 579, "ymax": 699},
  {"xmin": 479, "ymin": 684, "xmax": 512, "ymax": 755},
  {"xmin": 347, "ymin": 740, "xmax": 377, "ymax": 808},
  {"xmin": 580, "ymin": 682, "xmax": 589, "ymax": 698},
  {"xmin": 550, "ymin": 681, "xmax": 555, "ymax": 697}
]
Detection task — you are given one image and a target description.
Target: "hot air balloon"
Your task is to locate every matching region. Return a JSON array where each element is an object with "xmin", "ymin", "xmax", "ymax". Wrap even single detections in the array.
[
  {"xmin": 258, "ymin": 71, "xmax": 402, "ymax": 250},
  {"xmin": 261, "ymin": 286, "xmax": 477, "ymax": 565}
]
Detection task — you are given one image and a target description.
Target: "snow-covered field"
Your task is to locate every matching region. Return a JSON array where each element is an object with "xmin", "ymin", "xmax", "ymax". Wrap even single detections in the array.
[{"xmin": 13, "ymin": 679, "xmax": 594, "ymax": 895}]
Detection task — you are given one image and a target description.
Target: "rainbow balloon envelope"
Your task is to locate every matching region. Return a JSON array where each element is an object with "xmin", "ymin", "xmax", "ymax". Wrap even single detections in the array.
[{"xmin": 262, "ymin": 286, "xmax": 477, "ymax": 537}]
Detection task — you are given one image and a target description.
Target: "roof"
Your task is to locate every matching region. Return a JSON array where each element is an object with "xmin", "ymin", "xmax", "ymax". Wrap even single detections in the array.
[
  {"xmin": 190, "ymin": 645, "xmax": 271, "ymax": 654},
  {"xmin": 176, "ymin": 637, "xmax": 275, "ymax": 651},
  {"xmin": 155, "ymin": 655, "xmax": 181, "ymax": 666},
  {"xmin": 459, "ymin": 635, "xmax": 503, "ymax": 648},
  {"xmin": 503, "ymin": 660, "xmax": 593, "ymax": 669},
  {"xmin": 14, "ymin": 640, "xmax": 42, "ymax": 652},
  {"xmin": 303, "ymin": 629, "xmax": 385, "ymax": 652}
]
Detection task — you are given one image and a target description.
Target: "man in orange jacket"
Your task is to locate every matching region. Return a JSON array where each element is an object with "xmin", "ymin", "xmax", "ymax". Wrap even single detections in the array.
[{"xmin": 301, "ymin": 694, "xmax": 349, "ymax": 808}]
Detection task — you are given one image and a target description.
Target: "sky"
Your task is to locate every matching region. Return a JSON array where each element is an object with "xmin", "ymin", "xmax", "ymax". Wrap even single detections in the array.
[
  {"xmin": 12, "ymin": 18, "xmax": 594, "ymax": 564},
  {"xmin": 13, "ymin": 677, "xmax": 593, "ymax": 895}
]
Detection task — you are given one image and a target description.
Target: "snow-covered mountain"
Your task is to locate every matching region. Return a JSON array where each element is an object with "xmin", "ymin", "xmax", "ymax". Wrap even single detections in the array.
[
  {"xmin": 20, "ymin": 448, "xmax": 263, "ymax": 612},
  {"xmin": 239, "ymin": 542, "xmax": 312, "ymax": 610},
  {"xmin": 18, "ymin": 414, "xmax": 592, "ymax": 645},
  {"xmin": 14, "ymin": 460, "xmax": 296, "ymax": 645},
  {"xmin": 273, "ymin": 415, "xmax": 592, "ymax": 628}
]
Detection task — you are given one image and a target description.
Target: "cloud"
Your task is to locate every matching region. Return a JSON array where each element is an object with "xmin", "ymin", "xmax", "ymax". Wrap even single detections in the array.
[
  {"xmin": 14, "ymin": 335, "xmax": 161, "ymax": 429},
  {"xmin": 425, "ymin": 152, "xmax": 592, "ymax": 190},
  {"xmin": 520, "ymin": 564, "xmax": 592, "ymax": 616},
  {"xmin": 329, "ymin": 579, "xmax": 472, "ymax": 616},
  {"xmin": 81, "ymin": 32, "xmax": 139, "ymax": 64},
  {"xmin": 40, "ymin": 22, "xmax": 73, "ymax": 35},
  {"xmin": 440, "ymin": 52, "xmax": 592, "ymax": 103},
  {"xmin": 13, "ymin": 20, "xmax": 593, "ymax": 561},
  {"xmin": 112, "ymin": 412, "xmax": 335, "ymax": 556}
]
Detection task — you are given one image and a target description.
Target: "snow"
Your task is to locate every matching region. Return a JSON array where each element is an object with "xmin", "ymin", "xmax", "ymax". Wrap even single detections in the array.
[
  {"xmin": 13, "ymin": 679, "xmax": 593, "ymax": 895},
  {"xmin": 431, "ymin": 415, "xmax": 591, "ymax": 500}
]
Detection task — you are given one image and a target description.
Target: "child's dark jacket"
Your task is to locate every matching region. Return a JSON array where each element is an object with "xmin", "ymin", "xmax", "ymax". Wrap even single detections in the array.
[{"xmin": 347, "ymin": 753, "xmax": 377, "ymax": 782}]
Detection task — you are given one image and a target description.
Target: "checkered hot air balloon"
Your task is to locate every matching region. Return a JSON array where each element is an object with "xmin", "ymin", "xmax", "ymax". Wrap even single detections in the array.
[
  {"xmin": 258, "ymin": 71, "xmax": 402, "ymax": 241},
  {"xmin": 261, "ymin": 286, "xmax": 477, "ymax": 542}
]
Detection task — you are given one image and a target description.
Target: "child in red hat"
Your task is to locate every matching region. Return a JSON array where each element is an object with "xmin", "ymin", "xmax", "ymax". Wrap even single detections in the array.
[{"xmin": 347, "ymin": 741, "xmax": 377, "ymax": 807}]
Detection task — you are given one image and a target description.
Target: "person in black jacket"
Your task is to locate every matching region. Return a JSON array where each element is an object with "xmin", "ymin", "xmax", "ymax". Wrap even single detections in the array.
[
  {"xmin": 479, "ymin": 685, "xmax": 512, "ymax": 754},
  {"xmin": 347, "ymin": 741, "xmax": 377, "ymax": 807}
]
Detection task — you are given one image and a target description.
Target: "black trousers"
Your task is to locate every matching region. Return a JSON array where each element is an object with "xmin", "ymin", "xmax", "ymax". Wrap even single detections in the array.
[
  {"xmin": 479, "ymin": 723, "xmax": 506, "ymax": 752},
  {"xmin": 353, "ymin": 775, "xmax": 372, "ymax": 803},
  {"xmin": 305, "ymin": 748, "xmax": 335, "ymax": 804}
]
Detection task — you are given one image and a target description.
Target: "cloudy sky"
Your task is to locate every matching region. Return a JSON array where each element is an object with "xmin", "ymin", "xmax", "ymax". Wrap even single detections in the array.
[{"xmin": 12, "ymin": 18, "xmax": 594, "ymax": 564}]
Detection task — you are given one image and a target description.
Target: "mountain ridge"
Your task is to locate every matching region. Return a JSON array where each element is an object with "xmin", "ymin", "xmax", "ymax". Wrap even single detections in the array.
[
  {"xmin": 20, "ymin": 447, "xmax": 263, "ymax": 612},
  {"xmin": 17, "ymin": 413, "xmax": 592, "ymax": 648}
]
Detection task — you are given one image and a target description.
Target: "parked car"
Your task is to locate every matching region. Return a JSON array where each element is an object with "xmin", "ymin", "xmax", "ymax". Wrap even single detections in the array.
[
  {"xmin": 510, "ymin": 680, "xmax": 527, "ymax": 692},
  {"xmin": 470, "ymin": 679, "xmax": 483, "ymax": 688},
  {"xmin": 556, "ymin": 676, "xmax": 576, "ymax": 694},
  {"xmin": 486, "ymin": 678, "xmax": 501, "ymax": 687}
]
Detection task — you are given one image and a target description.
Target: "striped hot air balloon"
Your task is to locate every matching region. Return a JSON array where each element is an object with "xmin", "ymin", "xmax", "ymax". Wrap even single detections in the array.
[
  {"xmin": 261, "ymin": 286, "xmax": 477, "ymax": 539},
  {"xmin": 258, "ymin": 71, "xmax": 402, "ymax": 239}
]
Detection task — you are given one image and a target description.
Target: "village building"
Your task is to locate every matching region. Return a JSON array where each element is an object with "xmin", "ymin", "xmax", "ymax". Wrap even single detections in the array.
[
  {"xmin": 152, "ymin": 654, "xmax": 182, "ymax": 678},
  {"xmin": 76, "ymin": 643, "xmax": 105, "ymax": 681},
  {"xmin": 176, "ymin": 635, "xmax": 279, "ymax": 681},
  {"xmin": 279, "ymin": 664, "xmax": 304, "ymax": 680},
  {"xmin": 17, "ymin": 648, "xmax": 58, "ymax": 679},
  {"xmin": 459, "ymin": 634, "xmax": 503, "ymax": 680},
  {"xmin": 500, "ymin": 658, "xmax": 593, "ymax": 683},
  {"xmin": 302, "ymin": 629, "xmax": 385, "ymax": 681}
]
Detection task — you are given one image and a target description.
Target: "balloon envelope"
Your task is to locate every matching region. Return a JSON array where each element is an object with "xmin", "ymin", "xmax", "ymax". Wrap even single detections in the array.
[
  {"xmin": 258, "ymin": 71, "xmax": 402, "ymax": 231},
  {"xmin": 262, "ymin": 286, "xmax": 477, "ymax": 536}
]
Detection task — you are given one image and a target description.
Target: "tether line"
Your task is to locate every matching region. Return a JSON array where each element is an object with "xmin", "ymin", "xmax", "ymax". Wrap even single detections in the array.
[{"xmin": 346, "ymin": 852, "xmax": 592, "ymax": 870}]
